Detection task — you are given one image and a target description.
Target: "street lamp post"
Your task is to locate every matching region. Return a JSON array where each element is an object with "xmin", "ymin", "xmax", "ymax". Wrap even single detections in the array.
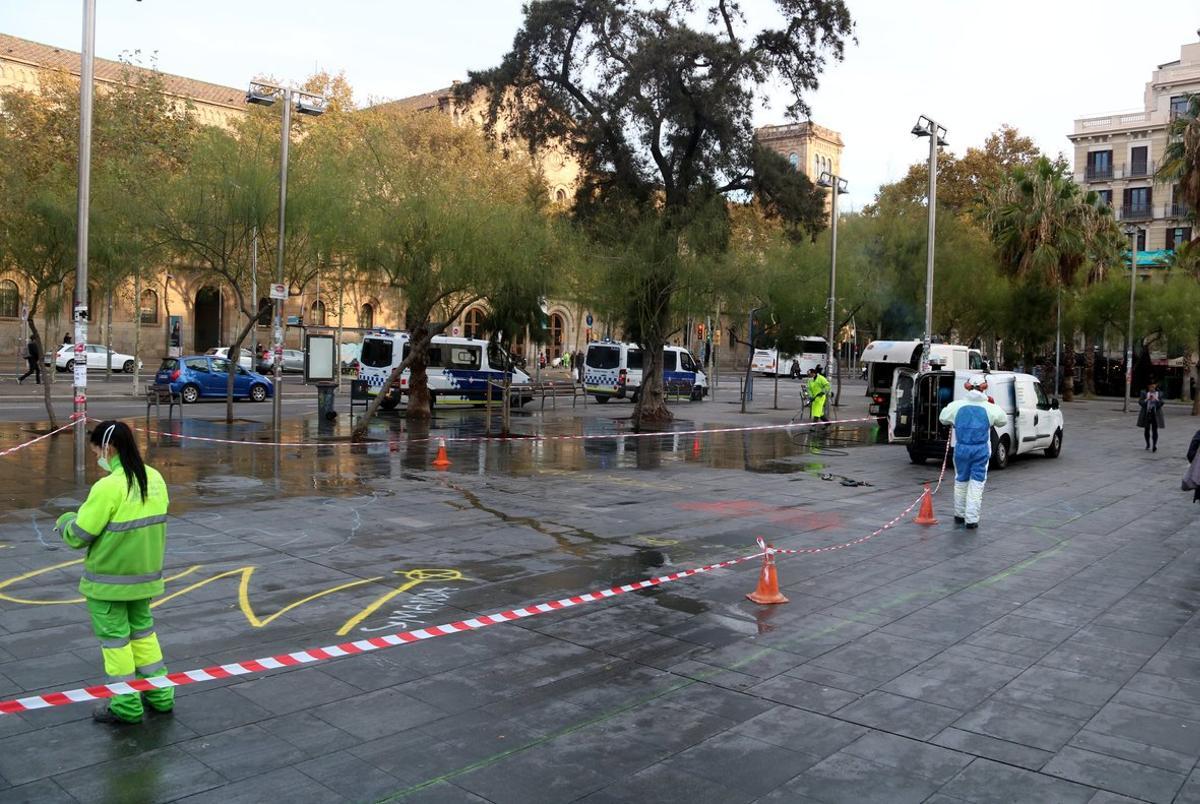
[
  {"xmin": 246, "ymin": 81, "xmax": 326, "ymax": 441},
  {"xmin": 911, "ymin": 115, "xmax": 948, "ymax": 372},
  {"xmin": 1123, "ymin": 224, "xmax": 1140, "ymax": 413},
  {"xmin": 818, "ymin": 170, "xmax": 848, "ymax": 401},
  {"xmin": 73, "ymin": 0, "xmax": 97, "ymax": 477}
]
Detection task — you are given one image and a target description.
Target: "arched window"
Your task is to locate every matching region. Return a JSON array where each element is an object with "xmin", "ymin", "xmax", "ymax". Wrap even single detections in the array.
[
  {"xmin": 463, "ymin": 307, "xmax": 484, "ymax": 339},
  {"xmin": 554, "ymin": 188, "xmax": 567, "ymax": 203},
  {"xmin": 359, "ymin": 303, "xmax": 375, "ymax": 329},
  {"xmin": 549, "ymin": 313, "xmax": 565, "ymax": 357},
  {"xmin": 139, "ymin": 289, "xmax": 158, "ymax": 324},
  {"xmin": 310, "ymin": 300, "xmax": 326, "ymax": 326},
  {"xmin": 788, "ymin": 152, "xmax": 798, "ymax": 169},
  {"xmin": 0, "ymin": 280, "xmax": 19, "ymax": 318}
]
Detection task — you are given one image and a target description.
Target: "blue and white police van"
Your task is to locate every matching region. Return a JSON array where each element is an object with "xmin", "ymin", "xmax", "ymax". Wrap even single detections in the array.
[
  {"xmin": 582, "ymin": 340, "xmax": 708, "ymax": 403},
  {"xmin": 357, "ymin": 329, "xmax": 532, "ymax": 410}
]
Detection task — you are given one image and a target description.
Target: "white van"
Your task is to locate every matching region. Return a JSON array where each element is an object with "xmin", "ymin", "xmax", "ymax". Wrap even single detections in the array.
[
  {"xmin": 889, "ymin": 368, "xmax": 1064, "ymax": 468},
  {"xmin": 751, "ymin": 336, "xmax": 829, "ymax": 378},
  {"xmin": 862, "ymin": 340, "xmax": 985, "ymax": 417},
  {"xmin": 583, "ymin": 341, "xmax": 708, "ymax": 403},
  {"xmin": 357, "ymin": 330, "xmax": 532, "ymax": 410}
]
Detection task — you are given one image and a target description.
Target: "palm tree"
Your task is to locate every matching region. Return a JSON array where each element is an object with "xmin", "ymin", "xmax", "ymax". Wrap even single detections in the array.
[
  {"xmin": 1157, "ymin": 93, "xmax": 1200, "ymax": 228},
  {"xmin": 986, "ymin": 157, "xmax": 1091, "ymax": 400},
  {"xmin": 1079, "ymin": 196, "xmax": 1124, "ymax": 395}
]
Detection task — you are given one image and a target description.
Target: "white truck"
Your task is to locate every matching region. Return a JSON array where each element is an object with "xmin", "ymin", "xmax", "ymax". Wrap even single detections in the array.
[
  {"xmin": 889, "ymin": 368, "xmax": 1064, "ymax": 468},
  {"xmin": 861, "ymin": 340, "xmax": 985, "ymax": 417}
]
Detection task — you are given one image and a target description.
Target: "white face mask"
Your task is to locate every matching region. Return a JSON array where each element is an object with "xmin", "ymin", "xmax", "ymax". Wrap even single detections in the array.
[
  {"xmin": 97, "ymin": 456, "xmax": 111, "ymax": 472},
  {"xmin": 96, "ymin": 424, "xmax": 116, "ymax": 473}
]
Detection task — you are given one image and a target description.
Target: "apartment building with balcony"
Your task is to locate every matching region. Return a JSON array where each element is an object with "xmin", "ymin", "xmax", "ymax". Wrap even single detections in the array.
[{"xmin": 1069, "ymin": 34, "xmax": 1199, "ymax": 268}]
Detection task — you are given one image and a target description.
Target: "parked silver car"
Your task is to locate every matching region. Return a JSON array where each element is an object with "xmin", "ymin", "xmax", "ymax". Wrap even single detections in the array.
[{"xmin": 256, "ymin": 348, "xmax": 305, "ymax": 374}]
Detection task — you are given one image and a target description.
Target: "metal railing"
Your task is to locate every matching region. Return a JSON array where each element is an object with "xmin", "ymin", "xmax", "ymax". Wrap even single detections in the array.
[
  {"xmin": 1085, "ymin": 165, "xmax": 1113, "ymax": 181},
  {"xmin": 1169, "ymin": 203, "xmax": 1192, "ymax": 219},
  {"xmin": 1120, "ymin": 204, "xmax": 1153, "ymax": 221},
  {"xmin": 1121, "ymin": 161, "xmax": 1154, "ymax": 178}
]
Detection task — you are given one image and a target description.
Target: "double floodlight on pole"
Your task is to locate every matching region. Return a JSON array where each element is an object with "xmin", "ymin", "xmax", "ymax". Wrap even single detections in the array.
[
  {"xmin": 1122, "ymin": 223, "xmax": 1140, "ymax": 414},
  {"xmin": 245, "ymin": 80, "xmax": 327, "ymax": 441},
  {"xmin": 911, "ymin": 115, "xmax": 947, "ymax": 372},
  {"xmin": 817, "ymin": 170, "xmax": 848, "ymax": 390}
]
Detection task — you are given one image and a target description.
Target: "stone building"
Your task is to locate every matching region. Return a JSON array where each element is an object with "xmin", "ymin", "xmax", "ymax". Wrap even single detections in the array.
[
  {"xmin": 755, "ymin": 121, "xmax": 844, "ymax": 217},
  {"xmin": 1069, "ymin": 33, "xmax": 1200, "ymax": 272},
  {"xmin": 0, "ymin": 32, "xmax": 589, "ymax": 369}
]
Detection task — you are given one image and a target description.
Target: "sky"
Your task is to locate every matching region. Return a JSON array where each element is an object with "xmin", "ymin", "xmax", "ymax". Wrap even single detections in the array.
[{"xmin": 5, "ymin": 0, "xmax": 1198, "ymax": 211}]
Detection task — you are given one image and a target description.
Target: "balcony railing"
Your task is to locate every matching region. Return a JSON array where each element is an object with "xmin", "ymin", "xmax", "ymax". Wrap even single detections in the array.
[
  {"xmin": 1121, "ymin": 161, "xmax": 1155, "ymax": 179},
  {"xmin": 1170, "ymin": 203, "xmax": 1193, "ymax": 218},
  {"xmin": 1120, "ymin": 204, "xmax": 1153, "ymax": 221},
  {"xmin": 1085, "ymin": 165, "xmax": 1113, "ymax": 181}
]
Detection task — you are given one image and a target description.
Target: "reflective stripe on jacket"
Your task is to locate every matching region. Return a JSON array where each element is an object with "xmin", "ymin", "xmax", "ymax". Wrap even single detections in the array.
[{"xmin": 56, "ymin": 456, "xmax": 169, "ymax": 601}]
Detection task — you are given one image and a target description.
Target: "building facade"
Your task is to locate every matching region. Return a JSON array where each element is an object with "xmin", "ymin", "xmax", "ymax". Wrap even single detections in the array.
[
  {"xmin": 755, "ymin": 121, "xmax": 844, "ymax": 216},
  {"xmin": 1069, "ymin": 35, "xmax": 1199, "ymax": 266},
  {"xmin": 0, "ymin": 33, "xmax": 592, "ymax": 366}
]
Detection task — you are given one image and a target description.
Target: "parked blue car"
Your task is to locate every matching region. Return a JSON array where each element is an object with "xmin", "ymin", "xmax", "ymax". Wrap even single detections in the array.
[{"xmin": 155, "ymin": 356, "xmax": 274, "ymax": 403}]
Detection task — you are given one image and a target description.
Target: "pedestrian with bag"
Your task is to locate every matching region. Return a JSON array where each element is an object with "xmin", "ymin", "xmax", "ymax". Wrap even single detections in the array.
[
  {"xmin": 55, "ymin": 421, "xmax": 174, "ymax": 724},
  {"xmin": 1138, "ymin": 379, "xmax": 1164, "ymax": 452},
  {"xmin": 18, "ymin": 335, "xmax": 40, "ymax": 384}
]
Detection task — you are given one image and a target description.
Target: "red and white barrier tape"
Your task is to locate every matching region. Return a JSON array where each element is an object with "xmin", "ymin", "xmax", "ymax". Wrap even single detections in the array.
[
  {"xmin": 0, "ymin": 418, "xmax": 81, "ymax": 459},
  {"xmin": 120, "ymin": 416, "xmax": 879, "ymax": 450},
  {"xmin": 0, "ymin": 548, "xmax": 769, "ymax": 715}
]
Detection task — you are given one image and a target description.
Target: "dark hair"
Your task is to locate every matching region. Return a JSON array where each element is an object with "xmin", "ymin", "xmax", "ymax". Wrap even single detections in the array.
[{"xmin": 89, "ymin": 420, "xmax": 149, "ymax": 502}]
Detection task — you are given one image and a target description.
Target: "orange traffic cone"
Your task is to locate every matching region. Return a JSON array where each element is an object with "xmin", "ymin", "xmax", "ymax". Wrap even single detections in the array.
[
  {"xmin": 692, "ymin": 437, "xmax": 702, "ymax": 458},
  {"xmin": 746, "ymin": 545, "xmax": 789, "ymax": 605},
  {"xmin": 432, "ymin": 438, "xmax": 451, "ymax": 470},
  {"xmin": 914, "ymin": 483, "xmax": 938, "ymax": 525}
]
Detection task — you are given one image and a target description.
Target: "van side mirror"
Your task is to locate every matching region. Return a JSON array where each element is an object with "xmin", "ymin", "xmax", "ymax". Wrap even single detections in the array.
[
  {"xmin": 1051, "ymin": 398, "xmax": 1060, "ymax": 410},
  {"xmin": 983, "ymin": 360, "xmax": 992, "ymax": 371}
]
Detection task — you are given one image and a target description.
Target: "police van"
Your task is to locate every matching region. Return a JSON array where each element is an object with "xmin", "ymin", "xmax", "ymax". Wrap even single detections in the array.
[
  {"xmin": 862, "ymin": 340, "xmax": 985, "ymax": 417},
  {"xmin": 357, "ymin": 330, "xmax": 532, "ymax": 410},
  {"xmin": 583, "ymin": 341, "xmax": 708, "ymax": 403},
  {"xmin": 889, "ymin": 368, "xmax": 1064, "ymax": 469}
]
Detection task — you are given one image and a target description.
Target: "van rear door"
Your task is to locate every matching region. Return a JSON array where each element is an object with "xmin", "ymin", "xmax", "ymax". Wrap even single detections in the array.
[{"xmin": 889, "ymin": 368, "xmax": 916, "ymax": 443}]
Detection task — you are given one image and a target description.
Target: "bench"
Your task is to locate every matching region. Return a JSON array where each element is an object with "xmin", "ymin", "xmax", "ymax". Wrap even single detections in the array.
[
  {"xmin": 146, "ymin": 385, "xmax": 183, "ymax": 420},
  {"xmin": 535, "ymin": 380, "xmax": 586, "ymax": 410}
]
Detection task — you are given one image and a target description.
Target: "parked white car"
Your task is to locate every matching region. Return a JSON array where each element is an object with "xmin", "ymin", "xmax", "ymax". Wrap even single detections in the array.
[
  {"xmin": 51, "ymin": 344, "xmax": 142, "ymax": 373},
  {"xmin": 205, "ymin": 347, "xmax": 254, "ymax": 370}
]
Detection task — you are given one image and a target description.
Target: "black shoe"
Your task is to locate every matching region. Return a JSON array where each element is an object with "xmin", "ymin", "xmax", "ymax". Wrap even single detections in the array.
[
  {"xmin": 1153, "ymin": 446, "xmax": 1157, "ymax": 452},
  {"xmin": 92, "ymin": 704, "xmax": 140, "ymax": 725},
  {"xmin": 964, "ymin": 522, "xmax": 978, "ymax": 530},
  {"xmin": 1145, "ymin": 445, "xmax": 1150, "ymax": 450},
  {"xmin": 954, "ymin": 516, "xmax": 965, "ymax": 526}
]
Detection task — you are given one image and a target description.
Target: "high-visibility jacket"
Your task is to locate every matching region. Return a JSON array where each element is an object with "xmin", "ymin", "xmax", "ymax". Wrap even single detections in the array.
[{"xmin": 56, "ymin": 455, "xmax": 169, "ymax": 601}]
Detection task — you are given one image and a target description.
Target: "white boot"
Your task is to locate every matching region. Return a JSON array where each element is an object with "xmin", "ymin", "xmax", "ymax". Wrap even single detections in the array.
[
  {"xmin": 954, "ymin": 481, "xmax": 968, "ymax": 522},
  {"xmin": 965, "ymin": 479, "xmax": 986, "ymax": 527}
]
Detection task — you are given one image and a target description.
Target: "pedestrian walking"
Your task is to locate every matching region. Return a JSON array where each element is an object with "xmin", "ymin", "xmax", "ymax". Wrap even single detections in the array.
[
  {"xmin": 938, "ymin": 375, "xmax": 1008, "ymax": 530},
  {"xmin": 63, "ymin": 332, "xmax": 73, "ymax": 345},
  {"xmin": 1138, "ymin": 380, "xmax": 1164, "ymax": 452},
  {"xmin": 806, "ymin": 367, "xmax": 831, "ymax": 423},
  {"xmin": 1184, "ymin": 428, "xmax": 1200, "ymax": 503},
  {"xmin": 54, "ymin": 421, "xmax": 174, "ymax": 724},
  {"xmin": 18, "ymin": 335, "xmax": 41, "ymax": 384}
]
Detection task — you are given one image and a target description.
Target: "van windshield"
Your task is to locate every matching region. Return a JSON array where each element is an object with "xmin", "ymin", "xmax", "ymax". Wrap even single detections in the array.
[
  {"xmin": 680, "ymin": 351, "xmax": 699, "ymax": 373},
  {"xmin": 360, "ymin": 339, "xmax": 394, "ymax": 368},
  {"xmin": 587, "ymin": 345, "xmax": 619, "ymax": 369},
  {"xmin": 487, "ymin": 343, "xmax": 512, "ymax": 371}
]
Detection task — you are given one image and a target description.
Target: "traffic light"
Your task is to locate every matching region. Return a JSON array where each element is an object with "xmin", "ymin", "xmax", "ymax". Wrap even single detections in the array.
[{"xmin": 696, "ymin": 323, "xmax": 705, "ymax": 339}]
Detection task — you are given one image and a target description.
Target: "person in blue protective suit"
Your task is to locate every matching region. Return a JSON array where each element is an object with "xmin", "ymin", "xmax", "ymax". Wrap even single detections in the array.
[{"xmin": 938, "ymin": 375, "xmax": 1008, "ymax": 529}]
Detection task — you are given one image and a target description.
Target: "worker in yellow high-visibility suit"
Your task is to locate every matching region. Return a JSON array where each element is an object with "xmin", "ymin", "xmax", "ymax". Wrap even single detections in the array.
[
  {"xmin": 55, "ymin": 420, "xmax": 173, "ymax": 724},
  {"xmin": 807, "ymin": 367, "xmax": 832, "ymax": 422}
]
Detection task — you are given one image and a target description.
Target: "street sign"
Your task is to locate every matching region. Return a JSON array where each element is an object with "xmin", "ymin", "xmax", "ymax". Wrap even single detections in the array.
[
  {"xmin": 269, "ymin": 283, "xmax": 287, "ymax": 300},
  {"xmin": 452, "ymin": 326, "xmax": 460, "ymax": 336},
  {"xmin": 585, "ymin": 313, "xmax": 593, "ymax": 327},
  {"xmin": 713, "ymin": 329, "xmax": 721, "ymax": 345}
]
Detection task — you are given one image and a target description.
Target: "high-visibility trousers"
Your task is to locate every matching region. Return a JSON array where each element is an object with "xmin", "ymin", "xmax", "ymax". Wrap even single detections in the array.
[{"xmin": 87, "ymin": 597, "xmax": 173, "ymax": 721}]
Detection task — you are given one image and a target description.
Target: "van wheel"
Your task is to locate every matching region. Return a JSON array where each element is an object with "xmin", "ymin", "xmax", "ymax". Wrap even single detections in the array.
[
  {"xmin": 380, "ymin": 397, "xmax": 399, "ymax": 411},
  {"xmin": 594, "ymin": 395, "xmax": 609, "ymax": 404},
  {"xmin": 690, "ymin": 386, "xmax": 703, "ymax": 402},
  {"xmin": 991, "ymin": 435, "xmax": 1010, "ymax": 470},
  {"xmin": 181, "ymin": 384, "xmax": 200, "ymax": 404},
  {"xmin": 1045, "ymin": 429, "xmax": 1062, "ymax": 458},
  {"xmin": 907, "ymin": 448, "xmax": 926, "ymax": 465}
]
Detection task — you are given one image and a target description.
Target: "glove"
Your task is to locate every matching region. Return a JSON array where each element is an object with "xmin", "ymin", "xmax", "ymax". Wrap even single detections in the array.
[{"xmin": 54, "ymin": 512, "xmax": 75, "ymax": 533}]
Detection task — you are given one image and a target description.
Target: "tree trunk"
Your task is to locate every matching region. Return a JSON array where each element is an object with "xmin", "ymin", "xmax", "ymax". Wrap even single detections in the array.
[
  {"xmin": 26, "ymin": 316, "xmax": 56, "ymax": 428},
  {"xmin": 224, "ymin": 312, "xmax": 257, "ymax": 424},
  {"xmin": 1083, "ymin": 333, "xmax": 1096, "ymax": 396},
  {"xmin": 105, "ymin": 291, "xmax": 114, "ymax": 379},
  {"xmin": 405, "ymin": 322, "xmax": 433, "ymax": 420},
  {"xmin": 1062, "ymin": 337, "xmax": 1076, "ymax": 402},
  {"xmin": 634, "ymin": 342, "xmax": 671, "ymax": 429},
  {"xmin": 1193, "ymin": 328, "xmax": 1200, "ymax": 416},
  {"xmin": 132, "ymin": 273, "xmax": 142, "ymax": 397}
]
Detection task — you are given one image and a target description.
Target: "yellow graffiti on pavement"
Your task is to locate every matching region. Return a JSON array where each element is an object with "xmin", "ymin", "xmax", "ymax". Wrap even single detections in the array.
[
  {"xmin": 336, "ymin": 568, "xmax": 465, "ymax": 636},
  {"xmin": 0, "ymin": 559, "xmax": 465, "ymax": 634},
  {"xmin": 638, "ymin": 537, "xmax": 679, "ymax": 546}
]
